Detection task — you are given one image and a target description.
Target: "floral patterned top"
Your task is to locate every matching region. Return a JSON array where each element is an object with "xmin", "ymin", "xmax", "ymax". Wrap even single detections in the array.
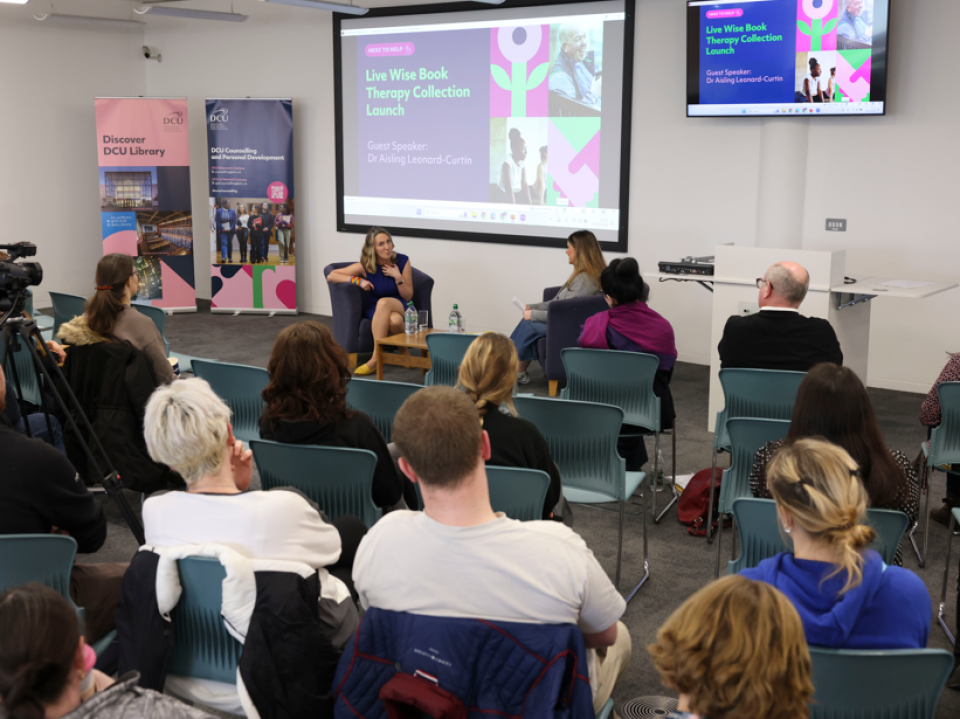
[{"xmin": 920, "ymin": 354, "xmax": 960, "ymax": 427}]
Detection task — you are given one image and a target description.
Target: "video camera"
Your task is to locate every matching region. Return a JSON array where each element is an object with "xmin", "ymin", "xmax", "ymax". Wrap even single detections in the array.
[{"xmin": 0, "ymin": 243, "xmax": 43, "ymax": 315}]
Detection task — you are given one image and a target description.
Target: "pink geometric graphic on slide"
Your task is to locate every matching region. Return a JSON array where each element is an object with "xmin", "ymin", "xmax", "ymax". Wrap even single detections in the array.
[
  {"xmin": 836, "ymin": 54, "xmax": 871, "ymax": 102},
  {"xmin": 102, "ymin": 231, "xmax": 137, "ymax": 256},
  {"xmin": 796, "ymin": 0, "xmax": 838, "ymax": 52},
  {"xmin": 153, "ymin": 260, "xmax": 196, "ymax": 308},
  {"xmin": 260, "ymin": 266, "xmax": 297, "ymax": 310},
  {"xmin": 210, "ymin": 265, "xmax": 253, "ymax": 309},
  {"xmin": 490, "ymin": 25, "xmax": 549, "ymax": 118},
  {"xmin": 548, "ymin": 124, "xmax": 600, "ymax": 208}
]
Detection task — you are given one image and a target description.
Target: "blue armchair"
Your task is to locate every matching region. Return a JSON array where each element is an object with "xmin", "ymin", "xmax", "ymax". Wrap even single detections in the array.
[
  {"xmin": 323, "ymin": 262, "xmax": 435, "ymax": 369},
  {"xmin": 536, "ymin": 286, "xmax": 608, "ymax": 396}
]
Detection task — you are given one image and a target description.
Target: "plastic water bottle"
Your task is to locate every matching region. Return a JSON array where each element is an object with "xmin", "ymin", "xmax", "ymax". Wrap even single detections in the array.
[
  {"xmin": 448, "ymin": 304, "xmax": 463, "ymax": 333},
  {"xmin": 404, "ymin": 302, "xmax": 417, "ymax": 335}
]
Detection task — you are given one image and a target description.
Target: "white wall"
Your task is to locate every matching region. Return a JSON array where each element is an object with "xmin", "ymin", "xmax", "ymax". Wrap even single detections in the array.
[{"xmin": 2, "ymin": 0, "xmax": 956, "ymax": 392}]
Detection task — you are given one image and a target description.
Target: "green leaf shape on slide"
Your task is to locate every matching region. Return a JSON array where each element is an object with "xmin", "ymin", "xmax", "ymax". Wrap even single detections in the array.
[
  {"xmin": 823, "ymin": 18, "xmax": 838, "ymax": 34},
  {"xmin": 797, "ymin": 20, "xmax": 812, "ymax": 36},
  {"xmin": 526, "ymin": 62, "xmax": 549, "ymax": 90},
  {"xmin": 490, "ymin": 64, "xmax": 512, "ymax": 91}
]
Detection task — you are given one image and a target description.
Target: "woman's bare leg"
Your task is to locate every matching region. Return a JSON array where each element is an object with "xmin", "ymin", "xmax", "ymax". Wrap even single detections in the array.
[
  {"xmin": 517, "ymin": 360, "xmax": 532, "ymax": 373},
  {"xmin": 367, "ymin": 297, "xmax": 406, "ymax": 368}
]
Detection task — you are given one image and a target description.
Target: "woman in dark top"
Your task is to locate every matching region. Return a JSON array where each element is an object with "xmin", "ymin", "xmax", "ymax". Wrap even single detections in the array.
[
  {"xmin": 456, "ymin": 332, "xmax": 566, "ymax": 522},
  {"xmin": 579, "ymin": 257, "xmax": 677, "ymax": 470},
  {"xmin": 749, "ymin": 362, "xmax": 919, "ymax": 565},
  {"xmin": 259, "ymin": 321, "xmax": 411, "ymax": 509}
]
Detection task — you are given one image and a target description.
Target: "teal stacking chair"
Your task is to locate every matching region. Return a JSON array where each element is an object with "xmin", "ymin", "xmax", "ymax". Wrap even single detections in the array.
[
  {"xmin": 713, "ymin": 418, "xmax": 791, "ymax": 577},
  {"xmin": 191, "ymin": 360, "xmax": 269, "ymax": 443},
  {"xmin": 595, "ymin": 699, "xmax": 614, "ymax": 719},
  {"xmin": 939, "ymin": 506, "xmax": 960, "ymax": 644},
  {"xmin": 250, "ymin": 441, "xmax": 381, "ymax": 527},
  {"xmin": 561, "ymin": 348, "xmax": 677, "ymax": 523},
  {"xmin": 808, "ymin": 647, "xmax": 953, "ymax": 719},
  {"xmin": 728, "ymin": 498, "xmax": 912, "ymax": 574},
  {"xmin": 168, "ymin": 557, "xmax": 243, "ymax": 687},
  {"xmin": 0, "ymin": 535, "xmax": 116, "ymax": 655},
  {"xmin": 48, "ymin": 291, "xmax": 86, "ymax": 339},
  {"xmin": 413, "ymin": 466, "xmax": 551, "ymax": 523},
  {"xmin": 513, "ymin": 396, "xmax": 646, "ymax": 599},
  {"xmin": 132, "ymin": 302, "xmax": 171, "ymax": 357},
  {"xmin": 424, "ymin": 333, "xmax": 477, "ymax": 387},
  {"xmin": 709, "ymin": 369, "xmax": 805, "ymax": 543},
  {"xmin": 23, "ymin": 290, "xmax": 54, "ymax": 333},
  {"xmin": 914, "ymin": 382, "xmax": 960, "ymax": 567},
  {"xmin": 346, "ymin": 379, "xmax": 421, "ymax": 443},
  {"xmin": 0, "ymin": 330, "xmax": 42, "ymax": 406}
]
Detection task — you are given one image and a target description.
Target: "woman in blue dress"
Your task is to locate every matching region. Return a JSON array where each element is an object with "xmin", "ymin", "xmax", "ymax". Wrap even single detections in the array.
[{"xmin": 326, "ymin": 227, "xmax": 415, "ymax": 375}]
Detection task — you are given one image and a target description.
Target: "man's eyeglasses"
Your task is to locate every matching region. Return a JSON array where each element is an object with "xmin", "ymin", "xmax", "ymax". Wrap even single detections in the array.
[{"xmin": 755, "ymin": 278, "xmax": 769, "ymax": 290}]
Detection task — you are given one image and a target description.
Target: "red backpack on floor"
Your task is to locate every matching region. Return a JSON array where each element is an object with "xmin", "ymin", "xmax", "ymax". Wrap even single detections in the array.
[{"xmin": 677, "ymin": 467, "xmax": 725, "ymax": 537}]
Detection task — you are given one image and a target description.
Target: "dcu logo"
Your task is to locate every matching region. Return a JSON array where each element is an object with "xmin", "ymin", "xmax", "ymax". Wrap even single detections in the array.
[
  {"xmin": 209, "ymin": 109, "xmax": 229, "ymax": 123},
  {"xmin": 164, "ymin": 111, "xmax": 184, "ymax": 125}
]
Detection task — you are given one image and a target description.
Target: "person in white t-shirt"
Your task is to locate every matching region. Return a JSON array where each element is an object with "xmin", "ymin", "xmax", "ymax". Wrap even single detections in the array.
[
  {"xmin": 802, "ymin": 57, "xmax": 824, "ymax": 103},
  {"xmin": 142, "ymin": 377, "xmax": 364, "ymax": 648},
  {"xmin": 353, "ymin": 386, "xmax": 631, "ymax": 712},
  {"xmin": 235, "ymin": 203, "xmax": 250, "ymax": 264}
]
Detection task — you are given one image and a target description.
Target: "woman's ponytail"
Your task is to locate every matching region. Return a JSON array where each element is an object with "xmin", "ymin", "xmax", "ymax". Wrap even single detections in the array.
[{"xmin": 85, "ymin": 254, "xmax": 134, "ymax": 337}]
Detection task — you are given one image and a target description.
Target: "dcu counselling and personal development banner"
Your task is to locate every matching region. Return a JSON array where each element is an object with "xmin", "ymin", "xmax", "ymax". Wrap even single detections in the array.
[
  {"xmin": 206, "ymin": 98, "xmax": 296, "ymax": 314},
  {"xmin": 95, "ymin": 97, "xmax": 196, "ymax": 311}
]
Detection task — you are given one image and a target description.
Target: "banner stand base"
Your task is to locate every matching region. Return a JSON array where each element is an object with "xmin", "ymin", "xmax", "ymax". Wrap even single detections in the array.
[{"xmin": 210, "ymin": 308, "xmax": 298, "ymax": 316}]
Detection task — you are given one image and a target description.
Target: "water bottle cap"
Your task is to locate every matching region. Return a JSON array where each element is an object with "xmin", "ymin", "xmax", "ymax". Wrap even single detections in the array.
[{"xmin": 453, "ymin": 304, "xmax": 458, "ymax": 309}]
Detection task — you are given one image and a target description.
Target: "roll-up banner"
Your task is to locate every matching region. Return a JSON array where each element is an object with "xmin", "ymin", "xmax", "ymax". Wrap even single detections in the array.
[
  {"xmin": 95, "ymin": 97, "xmax": 197, "ymax": 311},
  {"xmin": 206, "ymin": 98, "xmax": 296, "ymax": 314}
]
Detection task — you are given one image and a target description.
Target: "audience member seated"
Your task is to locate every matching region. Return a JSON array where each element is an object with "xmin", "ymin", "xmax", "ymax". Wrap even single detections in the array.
[
  {"xmin": 259, "ymin": 321, "xmax": 413, "ymax": 510},
  {"xmin": 750, "ymin": 362, "xmax": 918, "ymax": 564},
  {"xmin": 920, "ymin": 352, "xmax": 960, "ymax": 525},
  {"xmin": 325, "ymin": 228, "xmax": 416, "ymax": 376},
  {"xmin": 455, "ymin": 332, "xmax": 567, "ymax": 522},
  {"xmin": 580, "ymin": 257, "xmax": 677, "ymax": 470},
  {"xmin": 0, "ymin": 584, "xmax": 214, "ymax": 719},
  {"xmin": 3, "ymin": 367, "xmax": 66, "ymax": 453},
  {"xmin": 718, "ymin": 261, "xmax": 843, "ymax": 371},
  {"xmin": 649, "ymin": 574, "xmax": 813, "ymax": 719},
  {"xmin": 142, "ymin": 378, "xmax": 363, "ymax": 646},
  {"xmin": 741, "ymin": 438, "xmax": 931, "ymax": 649},
  {"xmin": 353, "ymin": 386, "xmax": 631, "ymax": 712},
  {"xmin": 0, "ymin": 365, "xmax": 124, "ymax": 644},
  {"xmin": 510, "ymin": 230, "xmax": 606, "ymax": 384}
]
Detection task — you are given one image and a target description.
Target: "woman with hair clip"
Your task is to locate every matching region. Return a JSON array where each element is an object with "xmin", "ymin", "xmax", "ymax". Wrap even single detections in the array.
[
  {"xmin": 749, "ymin": 362, "xmax": 918, "ymax": 564},
  {"xmin": 741, "ymin": 437, "xmax": 930, "ymax": 649},
  {"xmin": 456, "ymin": 332, "xmax": 567, "ymax": 522},
  {"xmin": 259, "ymin": 321, "xmax": 413, "ymax": 510},
  {"xmin": 511, "ymin": 230, "xmax": 606, "ymax": 384},
  {"xmin": 580, "ymin": 257, "xmax": 676, "ymax": 470},
  {"xmin": 325, "ymin": 228, "xmax": 415, "ymax": 376},
  {"xmin": 649, "ymin": 574, "xmax": 813, "ymax": 719},
  {"xmin": 0, "ymin": 583, "xmax": 213, "ymax": 719}
]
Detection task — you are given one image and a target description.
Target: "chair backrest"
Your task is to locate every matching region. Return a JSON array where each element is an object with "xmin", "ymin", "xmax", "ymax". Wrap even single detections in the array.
[
  {"xmin": 561, "ymin": 348, "xmax": 661, "ymax": 432},
  {"xmin": 715, "ymin": 368, "xmax": 806, "ymax": 449},
  {"xmin": 191, "ymin": 360, "xmax": 269, "ymax": 443},
  {"xmin": 0, "ymin": 332, "xmax": 42, "ymax": 406},
  {"xmin": 718, "ymin": 418, "xmax": 791, "ymax": 514},
  {"xmin": 132, "ymin": 302, "xmax": 167, "ymax": 338},
  {"xmin": 168, "ymin": 557, "xmax": 243, "ymax": 685},
  {"xmin": 808, "ymin": 647, "xmax": 954, "ymax": 719},
  {"xmin": 0, "ymin": 535, "xmax": 77, "ymax": 600},
  {"xmin": 485, "ymin": 466, "xmax": 551, "ymax": 521},
  {"xmin": 345, "ymin": 379, "xmax": 420, "ymax": 443},
  {"xmin": 250, "ymin": 440, "xmax": 381, "ymax": 527},
  {"xmin": 424, "ymin": 333, "xmax": 477, "ymax": 387},
  {"xmin": 729, "ymin": 498, "xmax": 912, "ymax": 573},
  {"xmin": 929, "ymin": 382, "xmax": 960, "ymax": 466},
  {"xmin": 48, "ymin": 291, "xmax": 86, "ymax": 339},
  {"xmin": 513, "ymin": 396, "xmax": 626, "ymax": 501}
]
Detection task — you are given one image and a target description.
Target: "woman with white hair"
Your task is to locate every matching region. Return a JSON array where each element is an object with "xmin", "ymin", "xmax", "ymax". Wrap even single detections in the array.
[{"xmin": 141, "ymin": 378, "xmax": 364, "ymax": 647}]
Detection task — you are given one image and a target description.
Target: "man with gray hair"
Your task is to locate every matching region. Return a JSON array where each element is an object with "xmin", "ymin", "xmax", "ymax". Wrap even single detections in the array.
[
  {"xmin": 548, "ymin": 22, "xmax": 600, "ymax": 106},
  {"xmin": 718, "ymin": 261, "xmax": 842, "ymax": 371}
]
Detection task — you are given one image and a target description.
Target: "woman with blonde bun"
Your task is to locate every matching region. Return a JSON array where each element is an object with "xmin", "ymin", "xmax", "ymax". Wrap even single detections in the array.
[{"xmin": 741, "ymin": 437, "xmax": 930, "ymax": 649}]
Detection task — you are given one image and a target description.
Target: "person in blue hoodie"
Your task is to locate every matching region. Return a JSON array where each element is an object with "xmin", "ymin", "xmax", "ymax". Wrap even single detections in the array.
[{"xmin": 741, "ymin": 437, "xmax": 931, "ymax": 650}]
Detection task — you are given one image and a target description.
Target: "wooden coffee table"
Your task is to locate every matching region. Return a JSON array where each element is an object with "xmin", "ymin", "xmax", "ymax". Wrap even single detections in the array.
[{"xmin": 374, "ymin": 329, "xmax": 435, "ymax": 381}]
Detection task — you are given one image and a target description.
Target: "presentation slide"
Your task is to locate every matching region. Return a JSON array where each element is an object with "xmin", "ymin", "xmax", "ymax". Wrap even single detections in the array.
[
  {"xmin": 335, "ymin": 0, "xmax": 633, "ymax": 249},
  {"xmin": 686, "ymin": 0, "xmax": 889, "ymax": 117}
]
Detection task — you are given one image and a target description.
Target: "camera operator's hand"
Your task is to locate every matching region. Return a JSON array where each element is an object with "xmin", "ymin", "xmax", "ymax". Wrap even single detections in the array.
[{"xmin": 45, "ymin": 341, "xmax": 67, "ymax": 364}]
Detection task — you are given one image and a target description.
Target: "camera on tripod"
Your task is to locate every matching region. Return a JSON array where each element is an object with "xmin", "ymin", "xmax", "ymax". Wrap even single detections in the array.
[{"xmin": 0, "ymin": 242, "xmax": 43, "ymax": 315}]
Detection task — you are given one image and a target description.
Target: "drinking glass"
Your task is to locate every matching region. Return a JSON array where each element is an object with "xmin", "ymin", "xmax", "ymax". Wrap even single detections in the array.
[{"xmin": 418, "ymin": 310, "xmax": 429, "ymax": 332}]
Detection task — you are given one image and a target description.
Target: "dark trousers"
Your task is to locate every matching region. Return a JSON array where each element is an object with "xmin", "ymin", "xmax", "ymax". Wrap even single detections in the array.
[
  {"xmin": 71, "ymin": 562, "xmax": 128, "ymax": 643},
  {"xmin": 235, "ymin": 228, "xmax": 249, "ymax": 263},
  {"xmin": 218, "ymin": 230, "xmax": 235, "ymax": 262},
  {"xmin": 329, "ymin": 514, "xmax": 367, "ymax": 601}
]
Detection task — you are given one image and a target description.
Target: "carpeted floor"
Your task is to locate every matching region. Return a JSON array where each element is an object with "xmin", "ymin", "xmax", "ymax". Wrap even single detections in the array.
[{"xmin": 86, "ymin": 301, "xmax": 959, "ymax": 716}]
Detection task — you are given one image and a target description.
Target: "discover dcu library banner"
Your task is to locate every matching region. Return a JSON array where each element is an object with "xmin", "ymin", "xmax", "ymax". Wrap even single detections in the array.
[
  {"xmin": 95, "ymin": 97, "xmax": 196, "ymax": 311},
  {"xmin": 206, "ymin": 98, "xmax": 296, "ymax": 314}
]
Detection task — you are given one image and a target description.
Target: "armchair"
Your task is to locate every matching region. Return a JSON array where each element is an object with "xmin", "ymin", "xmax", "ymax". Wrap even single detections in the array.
[
  {"xmin": 323, "ymin": 262, "xmax": 435, "ymax": 369},
  {"xmin": 536, "ymin": 286, "xmax": 608, "ymax": 396}
]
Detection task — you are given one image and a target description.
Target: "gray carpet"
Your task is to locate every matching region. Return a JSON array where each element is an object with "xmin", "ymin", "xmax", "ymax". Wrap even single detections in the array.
[{"xmin": 85, "ymin": 301, "xmax": 958, "ymax": 716}]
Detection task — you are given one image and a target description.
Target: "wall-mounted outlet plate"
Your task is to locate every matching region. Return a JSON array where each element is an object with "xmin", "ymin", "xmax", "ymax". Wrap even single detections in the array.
[
  {"xmin": 738, "ymin": 302, "xmax": 759, "ymax": 316},
  {"xmin": 826, "ymin": 218, "xmax": 847, "ymax": 232}
]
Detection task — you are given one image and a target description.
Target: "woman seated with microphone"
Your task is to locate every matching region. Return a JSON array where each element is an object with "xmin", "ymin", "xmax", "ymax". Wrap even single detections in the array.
[{"xmin": 325, "ymin": 228, "xmax": 414, "ymax": 376}]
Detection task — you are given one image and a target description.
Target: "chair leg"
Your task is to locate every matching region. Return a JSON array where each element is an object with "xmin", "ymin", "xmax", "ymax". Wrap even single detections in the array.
[
  {"xmin": 911, "ymin": 463, "xmax": 931, "ymax": 567},
  {"xmin": 714, "ymin": 508, "xmax": 725, "ymax": 580},
  {"xmin": 938, "ymin": 511, "xmax": 956, "ymax": 645},
  {"xmin": 548, "ymin": 380, "xmax": 559, "ymax": 397},
  {"xmin": 706, "ymin": 447, "xmax": 719, "ymax": 544},
  {"xmin": 655, "ymin": 429, "xmax": 679, "ymax": 524},
  {"xmin": 348, "ymin": 353, "xmax": 358, "ymax": 371},
  {"xmin": 923, "ymin": 463, "xmax": 934, "ymax": 565},
  {"xmin": 625, "ymin": 491, "xmax": 650, "ymax": 604},
  {"xmin": 615, "ymin": 499, "xmax": 624, "ymax": 591},
  {"xmin": 651, "ymin": 432, "xmax": 660, "ymax": 517}
]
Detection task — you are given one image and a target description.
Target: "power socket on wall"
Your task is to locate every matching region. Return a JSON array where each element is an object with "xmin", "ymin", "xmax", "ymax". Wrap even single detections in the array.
[
  {"xmin": 826, "ymin": 218, "xmax": 847, "ymax": 232},
  {"xmin": 738, "ymin": 302, "xmax": 759, "ymax": 316}
]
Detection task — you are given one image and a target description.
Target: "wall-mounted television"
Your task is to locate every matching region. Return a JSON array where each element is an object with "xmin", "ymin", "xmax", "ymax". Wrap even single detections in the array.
[{"xmin": 686, "ymin": 0, "xmax": 890, "ymax": 117}]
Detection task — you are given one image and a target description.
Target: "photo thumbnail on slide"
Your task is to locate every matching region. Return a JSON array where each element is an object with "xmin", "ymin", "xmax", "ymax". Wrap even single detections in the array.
[
  {"xmin": 688, "ymin": 0, "xmax": 887, "ymax": 115},
  {"xmin": 338, "ymin": 0, "xmax": 629, "ymax": 246}
]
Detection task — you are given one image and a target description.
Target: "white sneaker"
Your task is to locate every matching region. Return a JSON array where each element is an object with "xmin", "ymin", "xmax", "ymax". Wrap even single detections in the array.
[{"xmin": 516, "ymin": 371, "xmax": 531, "ymax": 385}]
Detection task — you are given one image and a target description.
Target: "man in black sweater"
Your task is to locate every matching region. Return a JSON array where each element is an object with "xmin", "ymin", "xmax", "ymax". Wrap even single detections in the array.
[{"xmin": 718, "ymin": 261, "xmax": 843, "ymax": 372}]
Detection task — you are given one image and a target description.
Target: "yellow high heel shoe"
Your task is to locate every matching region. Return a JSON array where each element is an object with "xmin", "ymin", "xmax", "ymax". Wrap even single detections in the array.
[{"xmin": 355, "ymin": 363, "xmax": 375, "ymax": 376}]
